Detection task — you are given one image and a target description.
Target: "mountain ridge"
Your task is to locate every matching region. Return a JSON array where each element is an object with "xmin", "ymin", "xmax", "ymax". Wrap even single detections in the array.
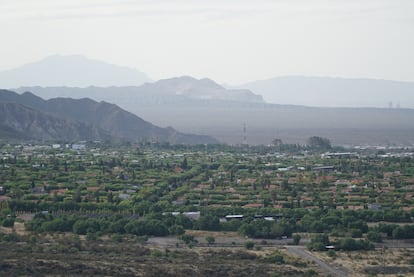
[
  {"xmin": 237, "ymin": 75, "xmax": 414, "ymax": 108},
  {"xmin": 0, "ymin": 101, "xmax": 110, "ymax": 141},
  {"xmin": 16, "ymin": 76, "xmax": 264, "ymax": 104},
  {"xmin": 0, "ymin": 90, "xmax": 218, "ymax": 144},
  {"xmin": 0, "ymin": 55, "xmax": 151, "ymax": 88}
]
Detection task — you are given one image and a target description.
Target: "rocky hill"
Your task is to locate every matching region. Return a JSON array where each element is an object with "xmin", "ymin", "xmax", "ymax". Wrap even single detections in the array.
[
  {"xmin": 0, "ymin": 102, "xmax": 109, "ymax": 141},
  {"xmin": 0, "ymin": 90, "xmax": 218, "ymax": 144}
]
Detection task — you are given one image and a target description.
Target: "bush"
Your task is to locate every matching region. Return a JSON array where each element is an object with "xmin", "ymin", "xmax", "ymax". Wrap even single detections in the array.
[
  {"xmin": 307, "ymin": 234, "xmax": 329, "ymax": 251},
  {"xmin": 293, "ymin": 234, "xmax": 301, "ymax": 245},
  {"xmin": 327, "ymin": 249, "xmax": 336, "ymax": 258},
  {"xmin": 263, "ymin": 252, "xmax": 285, "ymax": 264},
  {"xmin": 86, "ymin": 232, "xmax": 98, "ymax": 241},
  {"xmin": 244, "ymin": 240, "xmax": 255, "ymax": 250},
  {"xmin": 137, "ymin": 235, "xmax": 148, "ymax": 243},
  {"xmin": 169, "ymin": 224, "xmax": 185, "ymax": 236},
  {"xmin": 29, "ymin": 235, "xmax": 37, "ymax": 243},
  {"xmin": 205, "ymin": 236, "xmax": 215, "ymax": 245},
  {"xmin": 111, "ymin": 233, "xmax": 123, "ymax": 242},
  {"xmin": 366, "ymin": 231, "xmax": 382, "ymax": 242},
  {"xmin": 2, "ymin": 218, "xmax": 15, "ymax": 227},
  {"xmin": 152, "ymin": 249, "xmax": 163, "ymax": 257},
  {"xmin": 351, "ymin": 229, "xmax": 363, "ymax": 238},
  {"xmin": 2, "ymin": 232, "xmax": 20, "ymax": 242},
  {"xmin": 304, "ymin": 269, "xmax": 318, "ymax": 276},
  {"xmin": 179, "ymin": 234, "xmax": 195, "ymax": 245}
]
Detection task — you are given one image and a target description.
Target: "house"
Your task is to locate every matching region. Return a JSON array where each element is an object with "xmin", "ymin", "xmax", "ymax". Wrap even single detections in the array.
[
  {"xmin": 183, "ymin": 211, "xmax": 200, "ymax": 220},
  {"xmin": 32, "ymin": 186, "xmax": 45, "ymax": 194},
  {"xmin": 118, "ymin": 193, "xmax": 131, "ymax": 200},
  {"xmin": 348, "ymin": 205, "xmax": 364, "ymax": 210},
  {"xmin": 242, "ymin": 203, "xmax": 264, "ymax": 208},
  {"xmin": 368, "ymin": 203, "xmax": 382, "ymax": 211},
  {"xmin": 312, "ymin": 166, "xmax": 335, "ymax": 172},
  {"xmin": 162, "ymin": 212, "xmax": 180, "ymax": 216},
  {"xmin": 48, "ymin": 188, "xmax": 68, "ymax": 196},
  {"xmin": 335, "ymin": 180, "xmax": 352, "ymax": 186},
  {"xmin": 225, "ymin": 215, "xmax": 244, "ymax": 220},
  {"xmin": 72, "ymin": 144, "xmax": 86, "ymax": 150},
  {"xmin": 172, "ymin": 200, "xmax": 186, "ymax": 206},
  {"xmin": 0, "ymin": 195, "xmax": 11, "ymax": 202},
  {"xmin": 174, "ymin": 166, "xmax": 184, "ymax": 173}
]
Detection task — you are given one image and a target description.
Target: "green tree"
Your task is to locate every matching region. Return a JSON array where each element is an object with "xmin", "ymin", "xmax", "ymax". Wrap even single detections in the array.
[
  {"xmin": 181, "ymin": 157, "xmax": 188, "ymax": 170},
  {"xmin": 367, "ymin": 231, "xmax": 382, "ymax": 242},
  {"xmin": 293, "ymin": 234, "xmax": 301, "ymax": 245},
  {"xmin": 307, "ymin": 136, "xmax": 332, "ymax": 150},
  {"xmin": 206, "ymin": 236, "xmax": 215, "ymax": 245},
  {"xmin": 197, "ymin": 215, "xmax": 220, "ymax": 231}
]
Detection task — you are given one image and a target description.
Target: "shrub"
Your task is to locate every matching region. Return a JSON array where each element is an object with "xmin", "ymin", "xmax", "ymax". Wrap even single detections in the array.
[
  {"xmin": 2, "ymin": 218, "xmax": 15, "ymax": 227},
  {"xmin": 152, "ymin": 249, "xmax": 163, "ymax": 257},
  {"xmin": 86, "ymin": 232, "xmax": 97, "ymax": 241},
  {"xmin": 293, "ymin": 234, "xmax": 301, "ymax": 245},
  {"xmin": 169, "ymin": 224, "xmax": 185, "ymax": 236},
  {"xmin": 307, "ymin": 234, "xmax": 329, "ymax": 251},
  {"xmin": 351, "ymin": 229, "xmax": 363, "ymax": 238},
  {"xmin": 179, "ymin": 234, "xmax": 196, "ymax": 245},
  {"xmin": 244, "ymin": 240, "xmax": 255, "ymax": 250},
  {"xmin": 111, "ymin": 233, "xmax": 123, "ymax": 242},
  {"xmin": 263, "ymin": 252, "xmax": 285, "ymax": 264},
  {"xmin": 366, "ymin": 231, "xmax": 382, "ymax": 242},
  {"xmin": 205, "ymin": 236, "xmax": 215, "ymax": 245},
  {"xmin": 2, "ymin": 232, "xmax": 20, "ymax": 242},
  {"xmin": 327, "ymin": 249, "xmax": 336, "ymax": 258}
]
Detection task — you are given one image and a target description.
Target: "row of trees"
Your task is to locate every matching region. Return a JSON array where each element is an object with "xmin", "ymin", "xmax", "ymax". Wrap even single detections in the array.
[
  {"xmin": 375, "ymin": 223, "xmax": 414, "ymax": 239},
  {"xmin": 307, "ymin": 234, "xmax": 374, "ymax": 251},
  {"xmin": 25, "ymin": 213, "xmax": 190, "ymax": 237},
  {"xmin": 24, "ymin": 212, "xmax": 292, "ymax": 240},
  {"xmin": 20, "ymin": 204, "xmax": 414, "ymax": 240}
]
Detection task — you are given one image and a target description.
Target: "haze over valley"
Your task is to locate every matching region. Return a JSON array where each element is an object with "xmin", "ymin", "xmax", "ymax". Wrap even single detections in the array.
[
  {"xmin": 0, "ymin": 55, "xmax": 411, "ymax": 146},
  {"xmin": 2, "ymin": 0, "xmax": 413, "ymax": 147}
]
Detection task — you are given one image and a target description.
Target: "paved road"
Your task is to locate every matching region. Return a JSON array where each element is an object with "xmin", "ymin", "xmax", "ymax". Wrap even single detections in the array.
[
  {"xmin": 285, "ymin": 245, "xmax": 349, "ymax": 277},
  {"xmin": 380, "ymin": 240, "xmax": 414, "ymax": 249}
]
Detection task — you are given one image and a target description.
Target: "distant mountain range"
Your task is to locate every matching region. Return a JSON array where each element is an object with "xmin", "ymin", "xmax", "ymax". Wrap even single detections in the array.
[
  {"xmin": 3, "ymin": 55, "xmax": 414, "ymax": 145},
  {"xmin": 237, "ymin": 76, "xmax": 414, "ymax": 108},
  {"xmin": 0, "ymin": 55, "xmax": 150, "ymax": 88},
  {"xmin": 0, "ymin": 90, "xmax": 218, "ymax": 144},
  {"xmin": 5, "ymin": 55, "xmax": 414, "ymax": 108},
  {"xmin": 16, "ymin": 85, "xmax": 414, "ymax": 146},
  {"xmin": 16, "ymin": 76, "xmax": 264, "ymax": 104}
]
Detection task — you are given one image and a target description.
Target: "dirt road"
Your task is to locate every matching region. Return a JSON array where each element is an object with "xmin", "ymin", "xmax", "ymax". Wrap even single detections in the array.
[{"xmin": 285, "ymin": 245, "xmax": 349, "ymax": 277}]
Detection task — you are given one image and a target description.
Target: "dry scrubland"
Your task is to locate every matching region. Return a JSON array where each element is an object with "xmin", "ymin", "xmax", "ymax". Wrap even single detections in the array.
[
  {"xmin": 1, "ymin": 223, "xmax": 414, "ymax": 276},
  {"xmin": 313, "ymin": 248, "xmax": 414, "ymax": 276},
  {"xmin": 0, "ymin": 226, "xmax": 320, "ymax": 277}
]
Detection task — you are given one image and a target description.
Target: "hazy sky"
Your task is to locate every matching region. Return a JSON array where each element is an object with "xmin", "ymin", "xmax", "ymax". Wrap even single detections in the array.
[{"xmin": 1, "ymin": 0, "xmax": 413, "ymax": 84}]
